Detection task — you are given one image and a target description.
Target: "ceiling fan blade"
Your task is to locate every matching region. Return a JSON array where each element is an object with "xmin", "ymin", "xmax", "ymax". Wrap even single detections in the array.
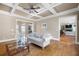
[
  {"xmin": 33, "ymin": 9, "xmax": 38, "ymax": 13},
  {"xmin": 32, "ymin": 6, "xmax": 40, "ymax": 9}
]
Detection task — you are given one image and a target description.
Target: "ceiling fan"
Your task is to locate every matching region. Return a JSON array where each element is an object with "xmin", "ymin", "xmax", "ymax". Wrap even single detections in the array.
[{"xmin": 24, "ymin": 5, "xmax": 40, "ymax": 13}]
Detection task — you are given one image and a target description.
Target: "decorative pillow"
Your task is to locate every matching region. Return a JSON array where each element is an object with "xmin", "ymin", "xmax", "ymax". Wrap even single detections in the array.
[{"xmin": 35, "ymin": 34, "xmax": 41, "ymax": 38}]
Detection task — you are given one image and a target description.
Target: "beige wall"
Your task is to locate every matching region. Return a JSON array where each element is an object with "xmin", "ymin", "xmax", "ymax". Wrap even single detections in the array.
[
  {"xmin": 0, "ymin": 14, "xmax": 16, "ymax": 41},
  {"xmin": 34, "ymin": 17, "xmax": 60, "ymax": 40},
  {"xmin": 0, "ymin": 14, "xmax": 33, "ymax": 42},
  {"xmin": 60, "ymin": 15, "xmax": 77, "ymax": 25}
]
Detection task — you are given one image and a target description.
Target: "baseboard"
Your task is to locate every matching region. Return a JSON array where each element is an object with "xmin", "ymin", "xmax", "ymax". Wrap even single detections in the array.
[
  {"xmin": 52, "ymin": 37, "xmax": 60, "ymax": 41},
  {"xmin": 75, "ymin": 41, "xmax": 79, "ymax": 44},
  {"xmin": 0, "ymin": 38, "xmax": 16, "ymax": 43}
]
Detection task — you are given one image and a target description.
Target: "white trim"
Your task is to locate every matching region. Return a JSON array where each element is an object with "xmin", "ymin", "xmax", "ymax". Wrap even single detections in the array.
[
  {"xmin": 16, "ymin": 19, "xmax": 33, "ymax": 23},
  {"xmin": 11, "ymin": 3, "xmax": 19, "ymax": 14},
  {"xmin": 52, "ymin": 37, "xmax": 60, "ymax": 41},
  {"xmin": 75, "ymin": 43, "xmax": 79, "ymax": 44},
  {"xmin": 59, "ymin": 16, "xmax": 61, "ymax": 41},
  {"xmin": 42, "ymin": 3, "xmax": 57, "ymax": 15},
  {"xmin": 52, "ymin": 3, "xmax": 63, "ymax": 8},
  {"xmin": 0, "ymin": 38, "xmax": 16, "ymax": 43},
  {"xmin": 75, "ymin": 39, "xmax": 79, "ymax": 44},
  {"xmin": 50, "ymin": 8, "xmax": 57, "ymax": 15},
  {"xmin": 75, "ymin": 14, "xmax": 79, "ymax": 44},
  {"xmin": 75, "ymin": 15, "xmax": 77, "ymax": 44}
]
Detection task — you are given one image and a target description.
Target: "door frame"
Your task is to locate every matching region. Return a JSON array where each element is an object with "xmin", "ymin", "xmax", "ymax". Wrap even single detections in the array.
[
  {"xmin": 59, "ymin": 15, "xmax": 78, "ymax": 44},
  {"xmin": 75, "ymin": 15, "xmax": 79, "ymax": 44}
]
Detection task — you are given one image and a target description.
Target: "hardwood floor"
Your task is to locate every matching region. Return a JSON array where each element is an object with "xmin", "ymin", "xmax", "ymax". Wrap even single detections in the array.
[
  {"xmin": 27, "ymin": 35, "xmax": 79, "ymax": 56},
  {"xmin": 0, "ymin": 35, "xmax": 79, "ymax": 56}
]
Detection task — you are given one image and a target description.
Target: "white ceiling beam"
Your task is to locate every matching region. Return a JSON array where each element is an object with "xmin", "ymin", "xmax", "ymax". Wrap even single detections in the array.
[
  {"xmin": 42, "ymin": 3, "xmax": 63, "ymax": 15},
  {"xmin": 48, "ymin": 4, "xmax": 57, "ymax": 15},
  {"xmin": 25, "ymin": 11, "xmax": 41, "ymax": 17},
  {"xmin": 50, "ymin": 8, "xmax": 57, "ymax": 15},
  {"xmin": 2, "ymin": 3, "xmax": 42, "ymax": 18},
  {"xmin": 38, "ymin": 8, "xmax": 79, "ymax": 21},
  {"xmin": 0, "ymin": 3, "xmax": 37, "ymax": 19},
  {"xmin": 2, "ymin": 3, "xmax": 65, "ymax": 21},
  {"xmin": 51, "ymin": 3, "xmax": 63, "ymax": 8},
  {"xmin": 30, "ymin": 13, "xmax": 42, "ymax": 18},
  {"xmin": 11, "ymin": 3, "xmax": 19, "ymax": 14},
  {"xmin": 1, "ymin": 3, "xmax": 42, "ymax": 21},
  {"xmin": 42, "ymin": 3, "xmax": 57, "ymax": 15},
  {"xmin": 37, "ymin": 8, "xmax": 47, "ymax": 14}
]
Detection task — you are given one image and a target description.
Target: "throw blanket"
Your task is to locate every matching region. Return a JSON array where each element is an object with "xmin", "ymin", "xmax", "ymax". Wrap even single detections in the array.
[{"xmin": 17, "ymin": 34, "xmax": 26, "ymax": 48}]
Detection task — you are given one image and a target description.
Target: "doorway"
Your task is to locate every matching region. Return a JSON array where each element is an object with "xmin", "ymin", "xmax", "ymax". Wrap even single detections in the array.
[{"xmin": 60, "ymin": 15, "xmax": 77, "ymax": 45}]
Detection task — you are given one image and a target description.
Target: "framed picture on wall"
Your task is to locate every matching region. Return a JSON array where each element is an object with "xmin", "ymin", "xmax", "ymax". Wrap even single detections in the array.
[{"xmin": 42, "ymin": 23, "xmax": 47, "ymax": 31}]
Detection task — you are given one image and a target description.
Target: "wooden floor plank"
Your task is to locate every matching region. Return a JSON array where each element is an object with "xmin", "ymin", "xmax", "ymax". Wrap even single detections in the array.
[
  {"xmin": 27, "ymin": 35, "xmax": 79, "ymax": 56},
  {"xmin": 0, "ymin": 35, "xmax": 79, "ymax": 56}
]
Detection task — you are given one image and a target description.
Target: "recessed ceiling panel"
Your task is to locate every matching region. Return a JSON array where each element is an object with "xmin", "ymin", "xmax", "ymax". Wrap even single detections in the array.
[
  {"xmin": 54, "ymin": 3, "xmax": 78, "ymax": 13},
  {"xmin": 31, "ymin": 16, "xmax": 40, "ymax": 19},
  {"xmin": 14, "ymin": 9, "xmax": 29, "ymax": 17},
  {"xmin": 19, "ymin": 3, "xmax": 43, "ymax": 14},
  {"xmin": 38, "ymin": 10, "xmax": 53, "ymax": 17},
  {"xmin": 19, "ymin": 3, "xmax": 42, "ymax": 9},
  {"xmin": 0, "ymin": 3, "xmax": 12, "ymax": 12}
]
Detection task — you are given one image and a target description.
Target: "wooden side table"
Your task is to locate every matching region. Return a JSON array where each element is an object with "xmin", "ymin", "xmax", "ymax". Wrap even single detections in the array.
[{"xmin": 5, "ymin": 42, "xmax": 30, "ymax": 56}]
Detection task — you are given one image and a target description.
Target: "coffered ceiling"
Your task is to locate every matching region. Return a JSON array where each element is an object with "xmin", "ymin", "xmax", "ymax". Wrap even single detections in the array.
[
  {"xmin": 0, "ymin": 3, "xmax": 79, "ymax": 21},
  {"xmin": 53, "ymin": 3, "xmax": 78, "ymax": 13}
]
